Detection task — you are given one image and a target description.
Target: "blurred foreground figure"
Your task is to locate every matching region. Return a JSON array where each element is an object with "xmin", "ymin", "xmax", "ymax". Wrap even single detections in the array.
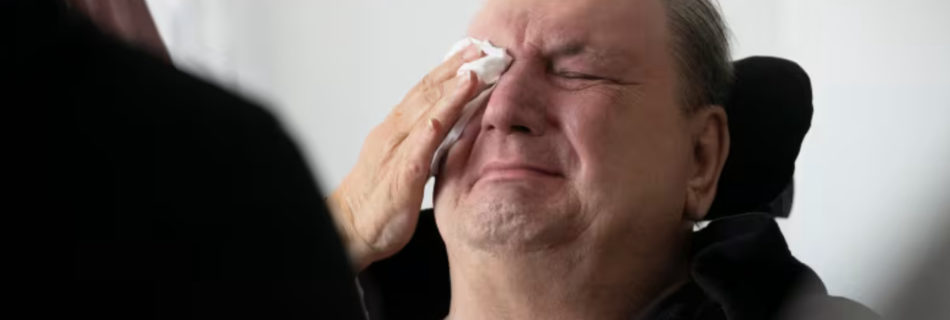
[{"xmin": 5, "ymin": 0, "xmax": 362, "ymax": 318}]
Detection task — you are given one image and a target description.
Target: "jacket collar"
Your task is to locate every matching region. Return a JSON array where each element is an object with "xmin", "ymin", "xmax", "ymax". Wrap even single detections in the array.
[{"xmin": 646, "ymin": 213, "xmax": 826, "ymax": 320}]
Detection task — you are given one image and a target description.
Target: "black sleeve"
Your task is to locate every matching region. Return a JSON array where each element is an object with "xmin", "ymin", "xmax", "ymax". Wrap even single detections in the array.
[{"xmin": 359, "ymin": 210, "xmax": 452, "ymax": 320}]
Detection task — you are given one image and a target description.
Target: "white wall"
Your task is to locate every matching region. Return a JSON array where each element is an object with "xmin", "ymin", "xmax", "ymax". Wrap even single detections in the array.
[{"xmin": 146, "ymin": 0, "xmax": 950, "ymax": 312}]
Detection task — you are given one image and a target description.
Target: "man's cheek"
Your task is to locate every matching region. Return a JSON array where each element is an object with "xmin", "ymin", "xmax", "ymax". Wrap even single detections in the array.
[{"xmin": 557, "ymin": 102, "xmax": 616, "ymax": 171}]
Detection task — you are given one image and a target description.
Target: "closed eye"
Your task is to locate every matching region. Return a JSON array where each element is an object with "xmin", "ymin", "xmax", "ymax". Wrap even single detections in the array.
[{"xmin": 556, "ymin": 71, "xmax": 605, "ymax": 81}]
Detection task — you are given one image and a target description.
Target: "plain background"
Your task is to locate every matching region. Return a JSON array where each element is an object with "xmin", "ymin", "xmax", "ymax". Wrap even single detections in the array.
[{"xmin": 144, "ymin": 0, "xmax": 950, "ymax": 314}]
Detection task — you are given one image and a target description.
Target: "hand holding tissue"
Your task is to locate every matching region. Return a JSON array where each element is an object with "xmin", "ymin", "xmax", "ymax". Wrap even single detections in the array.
[
  {"xmin": 430, "ymin": 38, "xmax": 512, "ymax": 176},
  {"xmin": 327, "ymin": 38, "xmax": 508, "ymax": 271}
]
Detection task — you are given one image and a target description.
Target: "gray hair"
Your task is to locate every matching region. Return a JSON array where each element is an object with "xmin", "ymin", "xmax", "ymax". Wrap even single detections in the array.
[{"xmin": 662, "ymin": 0, "xmax": 733, "ymax": 111}]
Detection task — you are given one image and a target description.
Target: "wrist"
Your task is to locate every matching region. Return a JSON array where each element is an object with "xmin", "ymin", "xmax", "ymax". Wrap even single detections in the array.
[{"xmin": 327, "ymin": 188, "xmax": 374, "ymax": 272}]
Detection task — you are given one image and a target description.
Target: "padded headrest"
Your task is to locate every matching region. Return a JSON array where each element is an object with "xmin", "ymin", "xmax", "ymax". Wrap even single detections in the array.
[{"xmin": 706, "ymin": 57, "xmax": 813, "ymax": 220}]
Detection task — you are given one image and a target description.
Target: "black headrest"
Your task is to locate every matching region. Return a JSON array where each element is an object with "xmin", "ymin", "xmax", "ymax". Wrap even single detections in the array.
[{"xmin": 706, "ymin": 57, "xmax": 813, "ymax": 220}]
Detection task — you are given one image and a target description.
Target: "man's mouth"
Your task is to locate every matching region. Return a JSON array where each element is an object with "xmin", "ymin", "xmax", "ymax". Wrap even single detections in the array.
[{"xmin": 477, "ymin": 161, "xmax": 563, "ymax": 182}]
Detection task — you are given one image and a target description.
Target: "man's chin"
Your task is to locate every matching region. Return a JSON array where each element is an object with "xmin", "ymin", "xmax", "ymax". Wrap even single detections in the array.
[
  {"xmin": 468, "ymin": 180, "xmax": 564, "ymax": 217},
  {"xmin": 451, "ymin": 189, "xmax": 583, "ymax": 252}
]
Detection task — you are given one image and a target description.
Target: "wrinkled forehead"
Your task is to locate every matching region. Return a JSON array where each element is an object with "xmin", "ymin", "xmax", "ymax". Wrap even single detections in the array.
[{"xmin": 466, "ymin": 0, "xmax": 669, "ymax": 63}]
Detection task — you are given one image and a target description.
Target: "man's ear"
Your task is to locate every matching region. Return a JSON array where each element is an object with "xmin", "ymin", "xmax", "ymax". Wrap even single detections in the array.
[{"xmin": 684, "ymin": 106, "xmax": 730, "ymax": 221}]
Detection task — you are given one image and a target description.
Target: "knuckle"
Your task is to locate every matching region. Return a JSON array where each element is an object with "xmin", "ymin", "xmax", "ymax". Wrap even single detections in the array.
[
  {"xmin": 386, "ymin": 110, "xmax": 404, "ymax": 122},
  {"xmin": 423, "ymin": 83, "xmax": 445, "ymax": 105},
  {"xmin": 405, "ymin": 161, "xmax": 426, "ymax": 179},
  {"xmin": 418, "ymin": 74, "xmax": 435, "ymax": 91},
  {"xmin": 381, "ymin": 133, "xmax": 407, "ymax": 157}
]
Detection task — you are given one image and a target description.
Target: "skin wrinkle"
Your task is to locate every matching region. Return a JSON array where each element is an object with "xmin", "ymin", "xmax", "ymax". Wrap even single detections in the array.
[{"xmin": 547, "ymin": 42, "xmax": 643, "ymax": 86}]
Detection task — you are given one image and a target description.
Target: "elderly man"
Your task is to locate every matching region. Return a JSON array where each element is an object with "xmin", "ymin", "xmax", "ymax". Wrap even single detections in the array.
[{"xmin": 328, "ymin": 0, "xmax": 874, "ymax": 319}]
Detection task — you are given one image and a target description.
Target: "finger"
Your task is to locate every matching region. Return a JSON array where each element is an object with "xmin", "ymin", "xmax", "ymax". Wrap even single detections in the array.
[
  {"xmin": 430, "ymin": 43, "xmax": 485, "ymax": 83},
  {"xmin": 423, "ymin": 71, "xmax": 480, "ymax": 138},
  {"xmin": 402, "ymin": 70, "xmax": 478, "ymax": 184},
  {"xmin": 392, "ymin": 46, "xmax": 483, "ymax": 130},
  {"xmin": 388, "ymin": 45, "xmax": 483, "ymax": 133},
  {"xmin": 407, "ymin": 45, "xmax": 480, "ymax": 102},
  {"xmin": 410, "ymin": 44, "xmax": 483, "ymax": 110}
]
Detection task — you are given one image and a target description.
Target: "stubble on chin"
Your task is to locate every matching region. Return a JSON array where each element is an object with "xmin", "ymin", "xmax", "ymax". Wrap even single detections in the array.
[{"xmin": 448, "ymin": 188, "xmax": 585, "ymax": 254}]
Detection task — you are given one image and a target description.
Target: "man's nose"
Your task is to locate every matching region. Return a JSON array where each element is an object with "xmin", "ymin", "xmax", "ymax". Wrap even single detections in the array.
[{"xmin": 480, "ymin": 62, "xmax": 548, "ymax": 136}]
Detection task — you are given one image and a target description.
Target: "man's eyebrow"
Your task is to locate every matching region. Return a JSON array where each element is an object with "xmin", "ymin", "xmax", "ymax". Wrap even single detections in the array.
[
  {"xmin": 546, "ymin": 41, "xmax": 627, "ymax": 66},
  {"xmin": 547, "ymin": 41, "xmax": 587, "ymax": 58}
]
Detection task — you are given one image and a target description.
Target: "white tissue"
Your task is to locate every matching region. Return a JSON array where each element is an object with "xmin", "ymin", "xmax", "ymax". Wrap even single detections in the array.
[
  {"xmin": 444, "ymin": 38, "xmax": 512, "ymax": 85},
  {"xmin": 429, "ymin": 38, "xmax": 512, "ymax": 176}
]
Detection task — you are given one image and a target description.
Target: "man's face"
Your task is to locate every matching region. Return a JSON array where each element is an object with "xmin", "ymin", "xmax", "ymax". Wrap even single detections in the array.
[{"xmin": 434, "ymin": 0, "xmax": 695, "ymax": 254}]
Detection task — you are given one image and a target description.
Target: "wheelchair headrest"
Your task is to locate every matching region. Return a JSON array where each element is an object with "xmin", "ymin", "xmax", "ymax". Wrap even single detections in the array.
[{"xmin": 706, "ymin": 57, "xmax": 813, "ymax": 220}]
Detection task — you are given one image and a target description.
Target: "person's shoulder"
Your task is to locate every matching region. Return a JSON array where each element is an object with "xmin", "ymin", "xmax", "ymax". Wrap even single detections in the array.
[{"xmin": 690, "ymin": 213, "xmax": 880, "ymax": 320}]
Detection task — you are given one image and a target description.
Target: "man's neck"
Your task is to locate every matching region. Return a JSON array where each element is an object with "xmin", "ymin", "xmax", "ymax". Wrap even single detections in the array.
[{"xmin": 444, "ymin": 234, "xmax": 690, "ymax": 320}]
